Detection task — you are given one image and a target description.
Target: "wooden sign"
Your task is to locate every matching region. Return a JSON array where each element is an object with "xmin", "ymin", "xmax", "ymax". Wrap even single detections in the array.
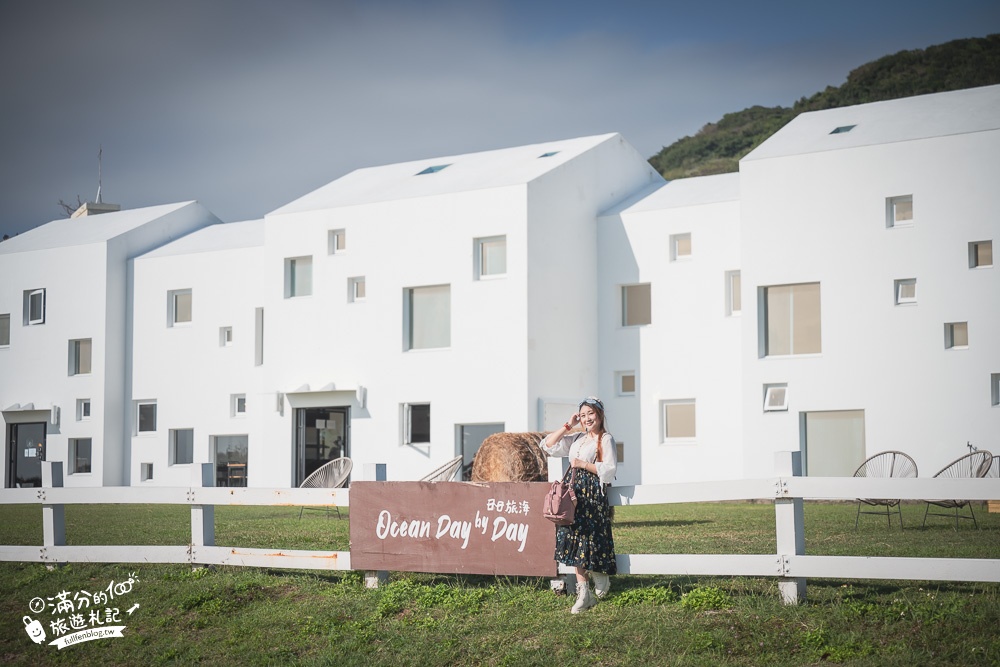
[{"xmin": 349, "ymin": 481, "xmax": 556, "ymax": 577}]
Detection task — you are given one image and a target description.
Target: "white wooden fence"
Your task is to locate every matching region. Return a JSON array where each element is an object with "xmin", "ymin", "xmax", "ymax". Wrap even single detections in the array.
[{"xmin": 1, "ymin": 453, "xmax": 998, "ymax": 605}]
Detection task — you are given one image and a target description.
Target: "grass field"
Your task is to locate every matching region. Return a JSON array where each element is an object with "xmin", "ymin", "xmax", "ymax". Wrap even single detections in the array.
[{"xmin": 1, "ymin": 501, "xmax": 998, "ymax": 666}]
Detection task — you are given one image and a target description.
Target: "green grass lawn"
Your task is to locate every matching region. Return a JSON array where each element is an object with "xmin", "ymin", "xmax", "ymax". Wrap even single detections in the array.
[{"xmin": 1, "ymin": 501, "xmax": 998, "ymax": 666}]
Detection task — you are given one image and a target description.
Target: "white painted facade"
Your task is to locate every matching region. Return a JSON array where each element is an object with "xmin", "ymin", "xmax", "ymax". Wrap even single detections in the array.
[{"xmin": 2, "ymin": 87, "xmax": 997, "ymax": 490}]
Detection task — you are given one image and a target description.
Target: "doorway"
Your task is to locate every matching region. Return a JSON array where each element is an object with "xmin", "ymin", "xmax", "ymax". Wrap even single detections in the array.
[
  {"xmin": 6, "ymin": 422, "xmax": 47, "ymax": 488},
  {"xmin": 296, "ymin": 407, "xmax": 350, "ymax": 485}
]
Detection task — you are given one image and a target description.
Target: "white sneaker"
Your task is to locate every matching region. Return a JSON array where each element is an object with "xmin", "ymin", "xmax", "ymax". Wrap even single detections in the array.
[
  {"xmin": 592, "ymin": 572, "xmax": 611, "ymax": 599},
  {"xmin": 571, "ymin": 584, "xmax": 596, "ymax": 614}
]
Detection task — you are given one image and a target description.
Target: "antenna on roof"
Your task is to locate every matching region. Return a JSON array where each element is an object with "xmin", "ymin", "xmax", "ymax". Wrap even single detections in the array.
[{"xmin": 95, "ymin": 145, "xmax": 104, "ymax": 204}]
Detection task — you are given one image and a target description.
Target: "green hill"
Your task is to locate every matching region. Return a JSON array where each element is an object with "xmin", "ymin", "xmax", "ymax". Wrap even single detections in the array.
[{"xmin": 648, "ymin": 34, "xmax": 1000, "ymax": 179}]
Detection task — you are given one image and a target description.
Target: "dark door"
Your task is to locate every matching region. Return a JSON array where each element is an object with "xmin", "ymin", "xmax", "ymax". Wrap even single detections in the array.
[
  {"xmin": 7, "ymin": 422, "xmax": 47, "ymax": 488},
  {"xmin": 295, "ymin": 407, "xmax": 350, "ymax": 485}
]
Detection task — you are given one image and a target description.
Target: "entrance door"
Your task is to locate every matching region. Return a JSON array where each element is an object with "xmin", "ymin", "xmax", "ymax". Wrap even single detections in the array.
[
  {"xmin": 7, "ymin": 422, "xmax": 47, "ymax": 488},
  {"xmin": 296, "ymin": 407, "xmax": 350, "ymax": 485}
]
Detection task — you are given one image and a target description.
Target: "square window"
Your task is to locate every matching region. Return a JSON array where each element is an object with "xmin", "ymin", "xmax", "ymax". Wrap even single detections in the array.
[
  {"xmin": 616, "ymin": 372, "xmax": 636, "ymax": 396},
  {"xmin": 671, "ymin": 233, "xmax": 691, "ymax": 260},
  {"xmin": 763, "ymin": 384, "xmax": 788, "ymax": 412},
  {"xmin": 761, "ymin": 282, "xmax": 821, "ymax": 356},
  {"xmin": 69, "ymin": 438, "xmax": 92, "ymax": 474},
  {"xmin": 663, "ymin": 400, "xmax": 696, "ymax": 439},
  {"xmin": 329, "ymin": 229, "xmax": 346, "ymax": 254},
  {"xmin": 945, "ymin": 322, "xmax": 968, "ymax": 349},
  {"xmin": 136, "ymin": 401, "xmax": 157, "ymax": 434},
  {"xmin": 168, "ymin": 289, "xmax": 192, "ymax": 326},
  {"xmin": 969, "ymin": 240, "xmax": 993, "ymax": 268},
  {"xmin": 894, "ymin": 278, "xmax": 917, "ymax": 305},
  {"xmin": 24, "ymin": 288, "xmax": 45, "ymax": 325},
  {"xmin": 170, "ymin": 428, "xmax": 194, "ymax": 465},
  {"xmin": 476, "ymin": 236, "xmax": 507, "ymax": 278},
  {"xmin": 622, "ymin": 283, "xmax": 651, "ymax": 327},
  {"xmin": 726, "ymin": 270, "xmax": 742, "ymax": 316},
  {"xmin": 219, "ymin": 326, "xmax": 233, "ymax": 347},
  {"xmin": 538, "ymin": 151, "xmax": 559, "ymax": 158},
  {"xmin": 349, "ymin": 276, "xmax": 366, "ymax": 302},
  {"xmin": 0, "ymin": 313, "xmax": 9, "ymax": 346},
  {"xmin": 141, "ymin": 462, "xmax": 154, "ymax": 481},
  {"xmin": 405, "ymin": 285, "xmax": 450, "ymax": 350},
  {"xmin": 284, "ymin": 257, "xmax": 313, "ymax": 298},
  {"xmin": 403, "ymin": 403, "xmax": 431, "ymax": 445},
  {"xmin": 77, "ymin": 398, "xmax": 91, "ymax": 421},
  {"xmin": 830, "ymin": 124, "xmax": 855, "ymax": 134},
  {"xmin": 231, "ymin": 394, "xmax": 247, "ymax": 417},
  {"xmin": 417, "ymin": 164, "xmax": 450, "ymax": 175},
  {"xmin": 886, "ymin": 195, "xmax": 913, "ymax": 228},
  {"xmin": 69, "ymin": 338, "xmax": 92, "ymax": 375}
]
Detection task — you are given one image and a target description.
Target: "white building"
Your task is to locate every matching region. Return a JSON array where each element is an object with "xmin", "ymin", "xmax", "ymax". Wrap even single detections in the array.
[{"xmin": 1, "ymin": 86, "xmax": 997, "ymax": 490}]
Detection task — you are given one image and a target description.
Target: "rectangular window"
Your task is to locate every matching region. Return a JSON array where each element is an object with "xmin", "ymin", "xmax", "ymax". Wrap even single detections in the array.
[
  {"xmin": 969, "ymin": 240, "xmax": 993, "ymax": 268},
  {"xmin": 77, "ymin": 398, "xmax": 91, "ymax": 421},
  {"xmin": 476, "ymin": 235, "xmax": 507, "ymax": 278},
  {"xmin": 69, "ymin": 438, "xmax": 92, "ymax": 474},
  {"xmin": 24, "ymin": 288, "xmax": 45, "ymax": 325},
  {"xmin": 284, "ymin": 257, "xmax": 313, "ymax": 298},
  {"xmin": 622, "ymin": 283, "xmax": 651, "ymax": 326},
  {"xmin": 254, "ymin": 307, "xmax": 264, "ymax": 366},
  {"xmin": 945, "ymin": 322, "xmax": 968, "ymax": 349},
  {"xmin": 992, "ymin": 373, "xmax": 1000, "ymax": 407},
  {"xmin": 349, "ymin": 277, "xmax": 366, "ymax": 302},
  {"xmin": 616, "ymin": 371, "xmax": 636, "ymax": 396},
  {"xmin": 663, "ymin": 400, "xmax": 696, "ymax": 439},
  {"xmin": 403, "ymin": 403, "xmax": 431, "ymax": 445},
  {"xmin": 69, "ymin": 338, "xmax": 92, "ymax": 375},
  {"xmin": 671, "ymin": 233, "xmax": 691, "ymax": 260},
  {"xmin": 231, "ymin": 394, "xmax": 247, "ymax": 417},
  {"xmin": 328, "ymin": 229, "xmax": 346, "ymax": 254},
  {"xmin": 214, "ymin": 435, "xmax": 249, "ymax": 487},
  {"xmin": 0, "ymin": 313, "xmax": 9, "ymax": 346},
  {"xmin": 169, "ymin": 289, "xmax": 192, "ymax": 326},
  {"xmin": 417, "ymin": 164, "xmax": 450, "ymax": 175},
  {"xmin": 220, "ymin": 326, "xmax": 233, "ymax": 347},
  {"xmin": 761, "ymin": 282, "xmax": 821, "ymax": 356},
  {"xmin": 803, "ymin": 410, "xmax": 865, "ymax": 476},
  {"xmin": 894, "ymin": 278, "xmax": 917, "ymax": 305},
  {"xmin": 170, "ymin": 428, "xmax": 194, "ymax": 465},
  {"xmin": 886, "ymin": 195, "xmax": 913, "ymax": 228},
  {"xmin": 141, "ymin": 462, "xmax": 154, "ymax": 481},
  {"xmin": 406, "ymin": 285, "xmax": 450, "ymax": 350},
  {"xmin": 726, "ymin": 270, "xmax": 742, "ymax": 316},
  {"xmin": 763, "ymin": 384, "xmax": 788, "ymax": 412},
  {"xmin": 616, "ymin": 441, "xmax": 625, "ymax": 463},
  {"xmin": 137, "ymin": 401, "xmax": 157, "ymax": 434}
]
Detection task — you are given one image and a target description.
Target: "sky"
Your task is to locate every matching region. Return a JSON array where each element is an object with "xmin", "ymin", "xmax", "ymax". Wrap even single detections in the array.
[{"xmin": 1, "ymin": 0, "xmax": 998, "ymax": 239}]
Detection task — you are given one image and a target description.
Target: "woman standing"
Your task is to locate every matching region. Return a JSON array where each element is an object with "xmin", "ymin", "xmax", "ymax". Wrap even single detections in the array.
[{"xmin": 540, "ymin": 396, "xmax": 617, "ymax": 614}]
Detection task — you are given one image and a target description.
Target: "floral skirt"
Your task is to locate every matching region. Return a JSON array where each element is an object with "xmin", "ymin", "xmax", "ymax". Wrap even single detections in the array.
[{"xmin": 554, "ymin": 469, "xmax": 617, "ymax": 574}]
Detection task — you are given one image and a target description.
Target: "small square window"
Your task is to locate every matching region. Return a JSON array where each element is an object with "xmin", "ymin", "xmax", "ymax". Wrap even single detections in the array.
[
  {"xmin": 231, "ymin": 394, "xmax": 246, "ymax": 417},
  {"xmin": 671, "ymin": 233, "xmax": 691, "ymax": 260},
  {"xmin": 69, "ymin": 338, "xmax": 92, "ymax": 375},
  {"xmin": 662, "ymin": 399, "xmax": 696, "ymax": 440},
  {"xmin": 141, "ymin": 462, "xmax": 154, "ymax": 481},
  {"xmin": 329, "ymin": 229, "xmax": 346, "ymax": 254},
  {"xmin": 476, "ymin": 236, "xmax": 507, "ymax": 278},
  {"xmin": 403, "ymin": 403, "xmax": 431, "ymax": 445},
  {"xmin": 945, "ymin": 322, "xmax": 968, "ymax": 349},
  {"xmin": 830, "ymin": 124, "xmax": 856, "ymax": 135},
  {"xmin": 24, "ymin": 288, "xmax": 45, "ymax": 325},
  {"xmin": 969, "ymin": 240, "xmax": 993, "ymax": 269},
  {"xmin": 616, "ymin": 372, "xmax": 636, "ymax": 396},
  {"xmin": 220, "ymin": 326, "xmax": 233, "ymax": 347},
  {"xmin": 894, "ymin": 279, "xmax": 917, "ymax": 305},
  {"xmin": 417, "ymin": 164, "xmax": 450, "ymax": 175},
  {"xmin": 284, "ymin": 257, "xmax": 313, "ymax": 298},
  {"xmin": 0, "ymin": 313, "xmax": 10, "ymax": 346},
  {"xmin": 763, "ymin": 384, "xmax": 788, "ymax": 412},
  {"xmin": 77, "ymin": 398, "xmax": 91, "ymax": 421},
  {"xmin": 886, "ymin": 195, "xmax": 913, "ymax": 228},
  {"xmin": 726, "ymin": 270, "xmax": 742, "ymax": 316},
  {"xmin": 69, "ymin": 438, "xmax": 92, "ymax": 474},
  {"xmin": 170, "ymin": 428, "xmax": 194, "ymax": 465},
  {"xmin": 168, "ymin": 289, "xmax": 192, "ymax": 326},
  {"xmin": 622, "ymin": 284, "xmax": 651, "ymax": 327},
  {"xmin": 136, "ymin": 401, "xmax": 157, "ymax": 434},
  {"xmin": 349, "ymin": 276, "xmax": 366, "ymax": 302}
]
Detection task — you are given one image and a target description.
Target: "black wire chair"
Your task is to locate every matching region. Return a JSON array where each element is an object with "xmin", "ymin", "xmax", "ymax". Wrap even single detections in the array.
[
  {"xmin": 853, "ymin": 451, "xmax": 918, "ymax": 529},
  {"xmin": 921, "ymin": 451, "xmax": 993, "ymax": 530}
]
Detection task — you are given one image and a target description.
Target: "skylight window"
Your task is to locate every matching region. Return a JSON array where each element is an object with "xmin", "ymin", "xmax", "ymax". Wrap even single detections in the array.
[
  {"xmin": 538, "ymin": 151, "xmax": 559, "ymax": 158},
  {"xmin": 417, "ymin": 164, "xmax": 450, "ymax": 175},
  {"xmin": 830, "ymin": 125, "xmax": 856, "ymax": 135}
]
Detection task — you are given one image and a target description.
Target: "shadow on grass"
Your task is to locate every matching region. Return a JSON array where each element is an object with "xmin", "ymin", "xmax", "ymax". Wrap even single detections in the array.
[{"xmin": 615, "ymin": 519, "xmax": 713, "ymax": 528}]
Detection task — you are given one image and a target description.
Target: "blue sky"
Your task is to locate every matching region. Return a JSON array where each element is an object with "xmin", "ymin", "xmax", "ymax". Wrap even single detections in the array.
[{"xmin": 1, "ymin": 0, "xmax": 998, "ymax": 238}]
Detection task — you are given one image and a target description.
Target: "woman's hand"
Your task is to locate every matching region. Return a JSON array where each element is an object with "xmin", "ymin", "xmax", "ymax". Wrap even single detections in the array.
[
  {"xmin": 571, "ymin": 458, "xmax": 591, "ymax": 472},
  {"xmin": 566, "ymin": 413, "xmax": 581, "ymax": 429}
]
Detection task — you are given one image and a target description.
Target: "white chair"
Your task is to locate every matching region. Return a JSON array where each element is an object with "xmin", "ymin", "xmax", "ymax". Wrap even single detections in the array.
[
  {"xmin": 420, "ymin": 455, "xmax": 463, "ymax": 482},
  {"xmin": 298, "ymin": 457, "xmax": 352, "ymax": 519}
]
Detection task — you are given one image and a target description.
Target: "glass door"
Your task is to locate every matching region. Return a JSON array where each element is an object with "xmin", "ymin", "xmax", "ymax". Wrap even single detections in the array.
[
  {"xmin": 295, "ymin": 407, "xmax": 350, "ymax": 485},
  {"xmin": 7, "ymin": 422, "xmax": 47, "ymax": 488},
  {"xmin": 213, "ymin": 435, "xmax": 249, "ymax": 487}
]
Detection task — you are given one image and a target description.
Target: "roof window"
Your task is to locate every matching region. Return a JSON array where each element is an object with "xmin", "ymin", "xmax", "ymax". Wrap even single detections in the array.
[
  {"xmin": 417, "ymin": 164, "xmax": 451, "ymax": 175},
  {"xmin": 830, "ymin": 125, "xmax": 856, "ymax": 135},
  {"xmin": 538, "ymin": 151, "xmax": 559, "ymax": 158}
]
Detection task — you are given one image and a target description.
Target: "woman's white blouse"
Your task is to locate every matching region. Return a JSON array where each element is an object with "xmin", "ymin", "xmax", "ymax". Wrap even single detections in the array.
[{"xmin": 540, "ymin": 431, "xmax": 617, "ymax": 485}]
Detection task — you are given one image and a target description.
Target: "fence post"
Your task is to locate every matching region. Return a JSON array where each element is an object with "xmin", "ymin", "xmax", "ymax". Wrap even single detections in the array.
[
  {"xmin": 364, "ymin": 463, "xmax": 389, "ymax": 589},
  {"xmin": 774, "ymin": 451, "xmax": 806, "ymax": 605},
  {"xmin": 42, "ymin": 461, "xmax": 66, "ymax": 568},
  {"xmin": 190, "ymin": 463, "xmax": 215, "ymax": 569}
]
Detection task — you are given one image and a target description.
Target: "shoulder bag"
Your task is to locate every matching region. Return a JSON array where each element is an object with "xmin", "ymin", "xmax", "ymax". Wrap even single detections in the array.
[{"xmin": 542, "ymin": 468, "xmax": 577, "ymax": 525}]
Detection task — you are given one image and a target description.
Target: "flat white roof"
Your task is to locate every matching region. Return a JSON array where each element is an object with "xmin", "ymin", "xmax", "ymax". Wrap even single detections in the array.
[
  {"xmin": 268, "ymin": 133, "xmax": 621, "ymax": 216},
  {"xmin": 139, "ymin": 218, "xmax": 264, "ymax": 258},
  {"xmin": 743, "ymin": 84, "xmax": 1000, "ymax": 162}
]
